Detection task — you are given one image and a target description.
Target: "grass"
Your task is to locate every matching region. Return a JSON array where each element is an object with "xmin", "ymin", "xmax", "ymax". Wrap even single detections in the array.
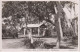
[{"xmin": 23, "ymin": 36, "xmax": 78, "ymax": 49}]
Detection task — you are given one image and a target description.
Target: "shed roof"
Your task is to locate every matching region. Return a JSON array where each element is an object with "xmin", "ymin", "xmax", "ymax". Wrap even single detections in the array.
[
  {"xmin": 27, "ymin": 20, "xmax": 46, "ymax": 28},
  {"xmin": 27, "ymin": 23, "xmax": 44, "ymax": 28},
  {"xmin": 27, "ymin": 24, "xmax": 40, "ymax": 27}
]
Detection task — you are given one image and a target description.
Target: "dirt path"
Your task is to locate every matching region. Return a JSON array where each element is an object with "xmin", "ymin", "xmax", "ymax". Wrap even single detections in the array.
[{"xmin": 2, "ymin": 38, "xmax": 26, "ymax": 49}]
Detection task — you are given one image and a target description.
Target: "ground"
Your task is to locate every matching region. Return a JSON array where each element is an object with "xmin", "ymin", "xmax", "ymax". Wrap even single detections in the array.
[
  {"xmin": 2, "ymin": 36, "xmax": 78, "ymax": 49},
  {"xmin": 2, "ymin": 38, "xmax": 26, "ymax": 49},
  {"xmin": 2, "ymin": 37, "xmax": 57, "ymax": 49}
]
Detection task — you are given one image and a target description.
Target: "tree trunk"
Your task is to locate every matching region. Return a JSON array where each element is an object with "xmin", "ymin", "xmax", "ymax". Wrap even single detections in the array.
[
  {"xmin": 55, "ymin": 17, "xmax": 61, "ymax": 48},
  {"xmin": 58, "ymin": 18, "xmax": 63, "ymax": 39},
  {"xmin": 54, "ymin": 2, "xmax": 64, "ymax": 48},
  {"xmin": 75, "ymin": 20, "xmax": 77, "ymax": 35}
]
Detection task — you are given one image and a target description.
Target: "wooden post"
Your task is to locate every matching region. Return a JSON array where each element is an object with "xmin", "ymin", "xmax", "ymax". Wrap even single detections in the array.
[
  {"xmin": 24, "ymin": 28, "xmax": 26, "ymax": 36},
  {"xmin": 23, "ymin": 23, "xmax": 26, "ymax": 36},
  {"xmin": 30, "ymin": 28, "xmax": 33, "ymax": 44},
  {"xmin": 28, "ymin": 29, "xmax": 31, "ymax": 39},
  {"xmin": 43, "ymin": 28, "xmax": 46, "ymax": 36},
  {"xmin": 38, "ymin": 27, "xmax": 40, "ymax": 36},
  {"xmin": 28, "ymin": 28, "xmax": 33, "ymax": 43}
]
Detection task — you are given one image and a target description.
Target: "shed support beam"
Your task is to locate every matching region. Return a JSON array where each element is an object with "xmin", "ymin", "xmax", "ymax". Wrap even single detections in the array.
[
  {"xmin": 24, "ymin": 28, "xmax": 26, "ymax": 36},
  {"xmin": 28, "ymin": 28, "xmax": 33, "ymax": 44},
  {"xmin": 30, "ymin": 29, "xmax": 33, "ymax": 44},
  {"xmin": 38, "ymin": 27, "xmax": 40, "ymax": 36}
]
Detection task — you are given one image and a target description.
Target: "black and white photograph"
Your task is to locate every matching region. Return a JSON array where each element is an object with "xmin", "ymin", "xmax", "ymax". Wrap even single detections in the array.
[{"xmin": 2, "ymin": 0, "xmax": 78, "ymax": 50}]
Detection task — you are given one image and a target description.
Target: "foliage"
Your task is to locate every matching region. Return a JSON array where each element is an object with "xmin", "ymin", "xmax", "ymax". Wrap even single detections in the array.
[
  {"xmin": 2, "ymin": 1, "xmax": 56, "ymax": 37},
  {"xmin": 2, "ymin": 1, "xmax": 74, "ymax": 37}
]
